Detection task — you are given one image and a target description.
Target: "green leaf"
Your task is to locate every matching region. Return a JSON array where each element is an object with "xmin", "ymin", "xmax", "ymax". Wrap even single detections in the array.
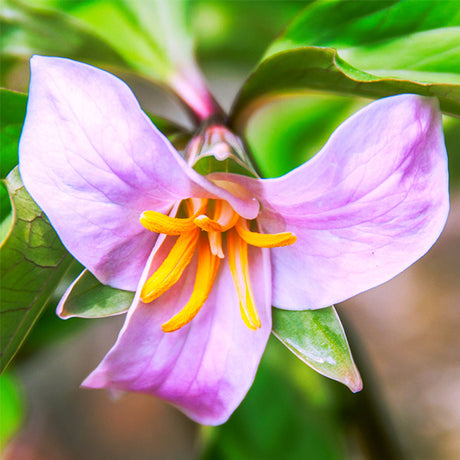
[
  {"xmin": 0, "ymin": 168, "xmax": 74, "ymax": 373},
  {"xmin": 231, "ymin": 0, "xmax": 460, "ymax": 122},
  {"xmin": 231, "ymin": 47, "xmax": 460, "ymax": 124},
  {"xmin": 272, "ymin": 306, "xmax": 362, "ymax": 392},
  {"xmin": 269, "ymin": 0, "xmax": 459, "ymax": 64},
  {"xmin": 243, "ymin": 93, "xmax": 364, "ymax": 177},
  {"xmin": 0, "ymin": 88, "xmax": 27, "ymax": 179},
  {"xmin": 58, "ymin": 269, "xmax": 133, "ymax": 319},
  {"xmin": 268, "ymin": 0, "xmax": 460, "ymax": 81}
]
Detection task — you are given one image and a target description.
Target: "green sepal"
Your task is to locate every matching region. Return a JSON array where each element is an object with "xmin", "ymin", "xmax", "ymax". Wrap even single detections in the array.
[
  {"xmin": 0, "ymin": 168, "xmax": 74, "ymax": 373},
  {"xmin": 189, "ymin": 124, "xmax": 258, "ymax": 178},
  {"xmin": 272, "ymin": 306, "xmax": 362, "ymax": 392},
  {"xmin": 193, "ymin": 155, "xmax": 258, "ymax": 178},
  {"xmin": 58, "ymin": 269, "xmax": 134, "ymax": 319}
]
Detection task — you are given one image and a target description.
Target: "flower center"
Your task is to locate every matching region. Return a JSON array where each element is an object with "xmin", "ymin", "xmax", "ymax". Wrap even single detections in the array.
[{"xmin": 139, "ymin": 198, "xmax": 296, "ymax": 332}]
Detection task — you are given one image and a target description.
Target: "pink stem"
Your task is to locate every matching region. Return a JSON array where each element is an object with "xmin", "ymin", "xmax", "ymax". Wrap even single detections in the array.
[{"xmin": 170, "ymin": 65, "xmax": 224, "ymax": 124}]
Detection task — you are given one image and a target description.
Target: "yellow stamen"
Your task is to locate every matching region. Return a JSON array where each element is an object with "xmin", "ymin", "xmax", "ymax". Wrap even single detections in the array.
[
  {"xmin": 227, "ymin": 229, "xmax": 260, "ymax": 330},
  {"xmin": 235, "ymin": 219, "xmax": 296, "ymax": 248},
  {"xmin": 162, "ymin": 236, "xmax": 220, "ymax": 332},
  {"xmin": 141, "ymin": 228, "xmax": 200, "ymax": 303},
  {"xmin": 139, "ymin": 195, "xmax": 297, "ymax": 333},
  {"xmin": 140, "ymin": 199, "xmax": 207, "ymax": 235}
]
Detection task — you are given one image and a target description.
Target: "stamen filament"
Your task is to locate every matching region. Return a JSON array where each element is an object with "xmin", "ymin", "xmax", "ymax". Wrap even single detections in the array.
[
  {"xmin": 208, "ymin": 231, "xmax": 224, "ymax": 258},
  {"xmin": 161, "ymin": 236, "xmax": 220, "ymax": 332},
  {"xmin": 238, "ymin": 236, "xmax": 261, "ymax": 328},
  {"xmin": 227, "ymin": 229, "xmax": 260, "ymax": 330},
  {"xmin": 141, "ymin": 228, "xmax": 200, "ymax": 303},
  {"xmin": 235, "ymin": 219, "xmax": 296, "ymax": 248}
]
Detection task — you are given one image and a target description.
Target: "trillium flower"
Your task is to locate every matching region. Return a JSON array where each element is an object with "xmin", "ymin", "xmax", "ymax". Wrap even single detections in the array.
[{"xmin": 19, "ymin": 56, "xmax": 449, "ymax": 425}]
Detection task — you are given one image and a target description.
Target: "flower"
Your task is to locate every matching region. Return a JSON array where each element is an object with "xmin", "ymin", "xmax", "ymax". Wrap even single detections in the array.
[{"xmin": 19, "ymin": 56, "xmax": 449, "ymax": 425}]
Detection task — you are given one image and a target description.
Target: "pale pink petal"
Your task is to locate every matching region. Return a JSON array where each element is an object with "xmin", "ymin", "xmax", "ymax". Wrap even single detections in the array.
[
  {"xmin": 223, "ymin": 95, "xmax": 449, "ymax": 309},
  {"xmin": 19, "ymin": 56, "xmax": 258, "ymax": 290},
  {"xmin": 82, "ymin": 236, "xmax": 272, "ymax": 425}
]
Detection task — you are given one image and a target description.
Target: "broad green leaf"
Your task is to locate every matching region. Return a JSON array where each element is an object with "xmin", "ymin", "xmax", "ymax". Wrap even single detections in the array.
[
  {"xmin": 243, "ymin": 93, "xmax": 364, "ymax": 177},
  {"xmin": 0, "ymin": 168, "xmax": 74, "ymax": 372},
  {"xmin": 231, "ymin": 0, "xmax": 460, "ymax": 122},
  {"xmin": 0, "ymin": 88, "xmax": 27, "ymax": 179},
  {"xmin": 230, "ymin": 47, "xmax": 460, "ymax": 123},
  {"xmin": 272, "ymin": 306, "xmax": 362, "ymax": 392},
  {"xmin": 0, "ymin": 372, "xmax": 24, "ymax": 450},
  {"xmin": 58, "ymin": 269, "xmax": 133, "ymax": 319},
  {"xmin": 269, "ymin": 0, "xmax": 459, "ymax": 67},
  {"xmin": 268, "ymin": 0, "xmax": 460, "ymax": 81}
]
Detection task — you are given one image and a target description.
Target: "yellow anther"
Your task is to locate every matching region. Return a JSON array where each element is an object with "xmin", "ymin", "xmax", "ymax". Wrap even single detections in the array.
[
  {"xmin": 140, "ymin": 211, "xmax": 196, "ymax": 235},
  {"xmin": 194, "ymin": 215, "xmax": 224, "ymax": 232},
  {"xmin": 141, "ymin": 228, "xmax": 200, "ymax": 303},
  {"xmin": 235, "ymin": 219, "xmax": 296, "ymax": 248},
  {"xmin": 141, "ymin": 199, "xmax": 208, "ymax": 235},
  {"xmin": 162, "ymin": 236, "xmax": 220, "ymax": 332}
]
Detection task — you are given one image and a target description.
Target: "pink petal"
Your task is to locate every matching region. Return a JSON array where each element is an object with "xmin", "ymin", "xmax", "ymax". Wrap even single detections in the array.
[
  {"xmin": 82, "ymin": 235, "xmax": 272, "ymax": 425},
  {"xmin": 19, "ymin": 56, "xmax": 258, "ymax": 290},
  {"xmin": 226, "ymin": 95, "xmax": 449, "ymax": 309}
]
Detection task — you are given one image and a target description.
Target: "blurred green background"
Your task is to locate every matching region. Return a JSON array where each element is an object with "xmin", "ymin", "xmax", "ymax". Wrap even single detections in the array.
[{"xmin": 1, "ymin": 1, "xmax": 460, "ymax": 459}]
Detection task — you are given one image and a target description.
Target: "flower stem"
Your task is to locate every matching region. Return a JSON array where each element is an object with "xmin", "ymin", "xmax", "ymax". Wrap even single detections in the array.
[{"xmin": 170, "ymin": 64, "xmax": 225, "ymax": 125}]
